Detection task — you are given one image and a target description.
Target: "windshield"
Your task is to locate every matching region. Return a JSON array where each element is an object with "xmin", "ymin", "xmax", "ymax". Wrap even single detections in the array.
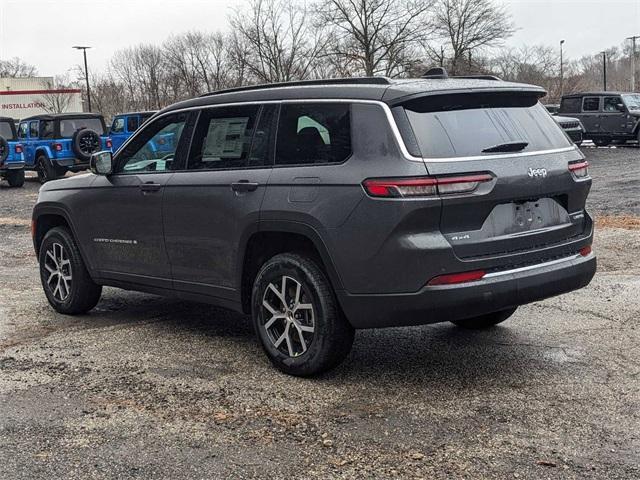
[
  {"xmin": 59, "ymin": 118, "xmax": 105, "ymax": 137},
  {"xmin": 402, "ymin": 93, "xmax": 571, "ymax": 158},
  {"xmin": 622, "ymin": 94, "xmax": 640, "ymax": 111},
  {"xmin": 0, "ymin": 121, "xmax": 15, "ymax": 140}
]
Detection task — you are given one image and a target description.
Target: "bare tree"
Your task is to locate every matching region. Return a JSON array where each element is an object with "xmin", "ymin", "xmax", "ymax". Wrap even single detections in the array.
[
  {"xmin": 319, "ymin": 0, "xmax": 435, "ymax": 77},
  {"xmin": 39, "ymin": 76, "xmax": 79, "ymax": 114},
  {"xmin": 0, "ymin": 57, "xmax": 37, "ymax": 77},
  {"xmin": 230, "ymin": 0, "xmax": 327, "ymax": 83},
  {"xmin": 433, "ymin": 0, "xmax": 515, "ymax": 75}
]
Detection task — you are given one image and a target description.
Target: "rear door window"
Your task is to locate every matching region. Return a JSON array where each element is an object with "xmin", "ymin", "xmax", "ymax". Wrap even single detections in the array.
[
  {"xmin": 40, "ymin": 120, "xmax": 54, "ymax": 139},
  {"xmin": 29, "ymin": 121, "xmax": 39, "ymax": 138},
  {"xmin": 582, "ymin": 97, "xmax": 600, "ymax": 112},
  {"xmin": 127, "ymin": 116, "xmax": 140, "ymax": 132},
  {"xmin": 401, "ymin": 93, "xmax": 571, "ymax": 159},
  {"xmin": 275, "ymin": 103, "xmax": 351, "ymax": 165}
]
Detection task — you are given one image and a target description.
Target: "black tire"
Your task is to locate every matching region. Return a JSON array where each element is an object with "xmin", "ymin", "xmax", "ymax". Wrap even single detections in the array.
[
  {"xmin": 72, "ymin": 128, "xmax": 101, "ymax": 162},
  {"xmin": 36, "ymin": 154, "xmax": 57, "ymax": 183},
  {"xmin": 451, "ymin": 307, "xmax": 517, "ymax": 330},
  {"xmin": 5, "ymin": 169, "xmax": 25, "ymax": 187},
  {"xmin": 39, "ymin": 226, "xmax": 102, "ymax": 315},
  {"xmin": 593, "ymin": 138, "xmax": 611, "ymax": 147},
  {"xmin": 0, "ymin": 135, "xmax": 8, "ymax": 162},
  {"xmin": 251, "ymin": 253, "xmax": 354, "ymax": 376}
]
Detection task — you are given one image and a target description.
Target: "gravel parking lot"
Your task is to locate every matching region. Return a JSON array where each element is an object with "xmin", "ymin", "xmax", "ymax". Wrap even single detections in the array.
[{"xmin": 0, "ymin": 146, "xmax": 638, "ymax": 479}]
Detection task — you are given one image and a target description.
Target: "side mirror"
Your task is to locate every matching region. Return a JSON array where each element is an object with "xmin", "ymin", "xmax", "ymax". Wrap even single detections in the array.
[
  {"xmin": 90, "ymin": 151, "xmax": 113, "ymax": 175},
  {"xmin": 616, "ymin": 103, "xmax": 626, "ymax": 112}
]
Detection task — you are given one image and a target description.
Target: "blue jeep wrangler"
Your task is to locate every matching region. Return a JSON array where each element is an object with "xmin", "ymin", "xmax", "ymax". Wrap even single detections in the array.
[
  {"xmin": 0, "ymin": 116, "xmax": 26, "ymax": 187},
  {"xmin": 109, "ymin": 111, "xmax": 156, "ymax": 152},
  {"xmin": 17, "ymin": 113, "xmax": 112, "ymax": 183}
]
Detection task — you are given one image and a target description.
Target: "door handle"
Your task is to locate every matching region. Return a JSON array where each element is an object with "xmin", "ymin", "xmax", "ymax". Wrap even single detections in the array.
[
  {"xmin": 231, "ymin": 180, "xmax": 259, "ymax": 193},
  {"xmin": 140, "ymin": 182, "xmax": 162, "ymax": 193}
]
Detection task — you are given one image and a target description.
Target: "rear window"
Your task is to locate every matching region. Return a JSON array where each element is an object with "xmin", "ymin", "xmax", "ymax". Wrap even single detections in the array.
[
  {"xmin": 59, "ymin": 117, "xmax": 105, "ymax": 137},
  {"xmin": 402, "ymin": 93, "xmax": 571, "ymax": 159},
  {"xmin": 0, "ymin": 121, "xmax": 15, "ymax": 140}
]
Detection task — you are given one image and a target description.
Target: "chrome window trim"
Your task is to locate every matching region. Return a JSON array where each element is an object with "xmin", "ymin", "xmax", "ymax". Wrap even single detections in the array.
[{"xmin": 116, "ymin": 98, "xmax": 578, "ymax": 165}]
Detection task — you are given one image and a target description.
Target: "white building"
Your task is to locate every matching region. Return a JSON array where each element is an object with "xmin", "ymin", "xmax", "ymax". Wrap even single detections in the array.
[{"xmin": 0, "ymin": 77, "xmax": 83, "ymax": 120}]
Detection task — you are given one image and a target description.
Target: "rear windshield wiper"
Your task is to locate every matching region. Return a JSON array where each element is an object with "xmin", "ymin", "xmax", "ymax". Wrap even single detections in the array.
[{"xmin": 481, "ymin": 141, "xmax": 529, "ymax": 153}]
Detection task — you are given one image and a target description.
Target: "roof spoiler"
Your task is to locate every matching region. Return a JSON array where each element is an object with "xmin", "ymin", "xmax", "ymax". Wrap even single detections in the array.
[{"xmin": 422, "ymin": 67, "xmax": 502, "ymax": 81}]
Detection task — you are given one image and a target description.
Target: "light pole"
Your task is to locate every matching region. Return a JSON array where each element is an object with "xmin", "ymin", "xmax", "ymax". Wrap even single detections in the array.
[
  {"xmin": 627, "ymin": 36, "xmax": 639, "ymax": 91},
  {"xmin": 560, "ymin": 39, "xmax": 565, "ymax": 99},
  {"xmin": 601, "ymin": 51, "xmax": 607, "ymax": 91},
  {"xmin": 72, "ymin": 46, "xmax": 92, "ymax": 112}
]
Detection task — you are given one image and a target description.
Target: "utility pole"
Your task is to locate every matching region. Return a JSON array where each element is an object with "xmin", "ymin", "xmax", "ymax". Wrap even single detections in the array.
[
  {"xmin": 560, "ymin": 39, "xmax": 565, "ymax": 99},
  {"xmin": 627, "ymin": 36, "xmax": 639, "ymax": 91},
  {"xmin": 72, "ymin": 46, "xmax": 92, "ymax": 112},
  {"xmin": 601, "ymin": 51, "xmax": 607, "ymax": 91}
]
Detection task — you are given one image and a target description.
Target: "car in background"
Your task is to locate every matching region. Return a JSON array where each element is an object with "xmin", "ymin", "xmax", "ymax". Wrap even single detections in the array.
[
  {"xmin": 0, "ymin": 116, "xmax": 26, "ymax": 187},
  {"xmin": 559, "ymin": 92, "xmax": 640, "ymax": 146},
  {"xmin": 553, "ymin": 115, "xmax": 584, "ymax": 146},
  {"xmin": 109, "ymin": 111, "xmax": 156, "ymax": 152},
  {"xmin": 17, "ymin": 113, "xmax": 112, "ymax": 182},
  {"xmin": 544, "ymin": 104, "xmax": 560, "ymax": 114}
]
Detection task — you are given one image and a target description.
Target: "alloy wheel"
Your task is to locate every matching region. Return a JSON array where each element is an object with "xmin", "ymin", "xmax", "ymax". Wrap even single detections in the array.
[
  {"xmin": 44, "ymin": 242, "xmax": 72, "ymax": 301},
  {"xmin": 261, "ymin": 275, "xmax": 315, "ymax": 357}
]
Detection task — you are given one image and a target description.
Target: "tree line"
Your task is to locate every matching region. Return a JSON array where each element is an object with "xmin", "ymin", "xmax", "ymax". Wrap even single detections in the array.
[{"xmin": 2, "ymin": 0, "xmax": 639, "ymax": 118}]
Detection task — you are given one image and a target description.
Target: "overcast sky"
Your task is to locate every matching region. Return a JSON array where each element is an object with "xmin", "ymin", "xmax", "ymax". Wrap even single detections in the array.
[{"xmin": 1, "ymin": 0, "xmax": 639, "ymax": 78}]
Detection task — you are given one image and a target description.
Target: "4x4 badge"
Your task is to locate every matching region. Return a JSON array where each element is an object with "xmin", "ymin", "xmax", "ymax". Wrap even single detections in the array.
[{"xmin": 528, "ymin": 167, "xmax": 547, "ymax": 178}]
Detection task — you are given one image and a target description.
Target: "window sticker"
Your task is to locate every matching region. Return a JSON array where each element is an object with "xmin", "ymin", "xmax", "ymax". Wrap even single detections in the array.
[{"xmin": 202, "ymin": 117, "xmax": 250, "ymax": 160}]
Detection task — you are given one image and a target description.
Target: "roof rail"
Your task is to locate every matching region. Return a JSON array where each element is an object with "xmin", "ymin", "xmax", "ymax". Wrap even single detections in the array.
[
  {"xmin": 200, "ymin": 77, "xmax": 392, "ymax": 98},
  {"xmin": 455, "ymin": 74, "xmax": 503, "ymax": 81}
]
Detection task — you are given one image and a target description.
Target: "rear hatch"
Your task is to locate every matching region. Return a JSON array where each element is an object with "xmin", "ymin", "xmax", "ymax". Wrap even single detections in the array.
[{"xmin": 395, "ymin": 91, "xmax": 591, "ymax": 264}]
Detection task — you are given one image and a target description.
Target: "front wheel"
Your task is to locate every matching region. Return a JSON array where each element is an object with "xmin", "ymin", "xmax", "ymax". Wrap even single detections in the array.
[
  {"xmin": 39, "ymin": 226, "xmax": 102, "ymax": 314},
  {"xmin": 5, "ymin": 169, "xmax": 25, "ymax": 187},
  {"xmin": 451, "ymin": 307, "xmax": 517, "ymax": 330},
  {"xmin": 251, "ymin": 253, "xmax": 354, "ymax": 376}
]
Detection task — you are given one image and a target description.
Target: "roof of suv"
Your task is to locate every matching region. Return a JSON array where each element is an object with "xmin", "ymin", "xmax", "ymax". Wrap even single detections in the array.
[
  {"xmin": 562, "ymin": 91, "xmax": 634, "ymax": 98},
  {"xmin": 21, "ymin": 112, "xmax": 104, "ymax": 122},
  {"xmin": 162, "ymin": 77, "xmax": 546, "ymax": 115},
  {"xmin": 0, "ymin": 116, "xmax": 16, "ymax": 123}
]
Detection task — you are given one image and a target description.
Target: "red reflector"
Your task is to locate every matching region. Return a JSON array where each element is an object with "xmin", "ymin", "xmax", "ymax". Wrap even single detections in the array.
[
  {"xmin": 579, "ymin": 245, "xmax": 592, "ymax": 257},
  {"xmin": 14, "ymin": 144, "xmax": 23, "ymax": 154},
  {"xmin": 106, "ymin": 138, "xmax": 113, "ymax": 148},
  {"xmin": 568, "ymin": 160, "xmax": 588, "ymax": 171},
  {"xmin": 428, "ymin": 270, "xmax": 486, "ymax": 286}
]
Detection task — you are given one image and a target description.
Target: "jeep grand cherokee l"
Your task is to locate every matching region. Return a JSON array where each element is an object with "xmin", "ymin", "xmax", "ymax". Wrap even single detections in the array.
[{"xmin": 32, "ymin": 75, "xmax": 596, "ymax": 376}]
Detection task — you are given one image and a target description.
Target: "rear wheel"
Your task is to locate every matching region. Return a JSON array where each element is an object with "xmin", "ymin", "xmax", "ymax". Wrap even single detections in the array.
[
  {"xmin": 593, "ymin": 138, "xmax": 611, "ymax": 147},
  {"xmin": 36, "ymin": 154, "xmax": 58, "ymax": 183},
  {"xmin": 451, "ymin": 307, "xmax": 517, "ymax": 330},
  {"xmin": 6, "ymin": 169, "xmax": 25, "ymax": 187},
  {"xmin": 39, "ymin": 226, "xmax": 102, "ymax": 314},
  {"xmin": 251, "ymin": 253, "xmax": 354, "ymax": 376}
]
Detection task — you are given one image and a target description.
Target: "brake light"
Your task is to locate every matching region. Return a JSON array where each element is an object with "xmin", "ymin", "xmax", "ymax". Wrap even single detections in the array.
[
  {"xmin": 52, "ymin": 143, "xmax": 63, "ymax": 152},
  {"xmin": 428, "ymin": 270, "xmax": 486, "ymax": 286},
  {"xmin": 363, "ymin": 174, "xmax": 492, "ymax": 198},
  {"xmin": 106, "ymin": 138, "xmax": 112, "ymax": 149},
  {"xmin": 14, "ymin": 144, "xmax": 23, "ymax": 154},
  {"xmin": 579, "ymin": 245, "xmax": 592, "ymax": 256},
  {"xmin": 31, "ymin": 219, "xmax": 36, "ymax": 239},
  {"xmin": 569, "ymin": 160, "xmax": 588, "ymax": 178}
]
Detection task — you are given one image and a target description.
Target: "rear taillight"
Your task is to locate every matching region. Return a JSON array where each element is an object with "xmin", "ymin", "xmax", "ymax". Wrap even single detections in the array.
[
  {"xmin": 569, "ymin": 160, "xmax": 588, "ymax": 178},
  {"xmin": 363, "ymin": 174, "xmax": 492, "ymax": 198},
  {"xmin": 579, "ymin": 245, "xmax": 592, "ymax": 256},
  {"xmin": 52, "ymin": 143, "xmax": 63, "ymax": 152},
  {"xmin": 428, "ymin": 270, "xmax": 486, "ymax": 286},
  {"xmin": 106, "ymin": 138, "xmax": 112, "ymax": 149},
  {"xmin": 14, "ymin": 144, "xmax": 23, "ymax": 154}
]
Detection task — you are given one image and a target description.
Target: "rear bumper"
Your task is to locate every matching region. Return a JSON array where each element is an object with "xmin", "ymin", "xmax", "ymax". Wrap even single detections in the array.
[
  {"xmin": 53, "ymin": 157, "xmax": 89, "ymax": 169},
  {"xmin": 0, "ymin": 161, "xmax": 25, "ymax": 170},
  {"xmin": 339, "ymin": 253, "xmax": 596, "ymax": 329}
]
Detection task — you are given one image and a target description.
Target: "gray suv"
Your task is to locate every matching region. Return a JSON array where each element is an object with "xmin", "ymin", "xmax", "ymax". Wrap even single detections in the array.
[{"xmin": 32, "ymin": 75, "xmax": 596, "ymax": 376}]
